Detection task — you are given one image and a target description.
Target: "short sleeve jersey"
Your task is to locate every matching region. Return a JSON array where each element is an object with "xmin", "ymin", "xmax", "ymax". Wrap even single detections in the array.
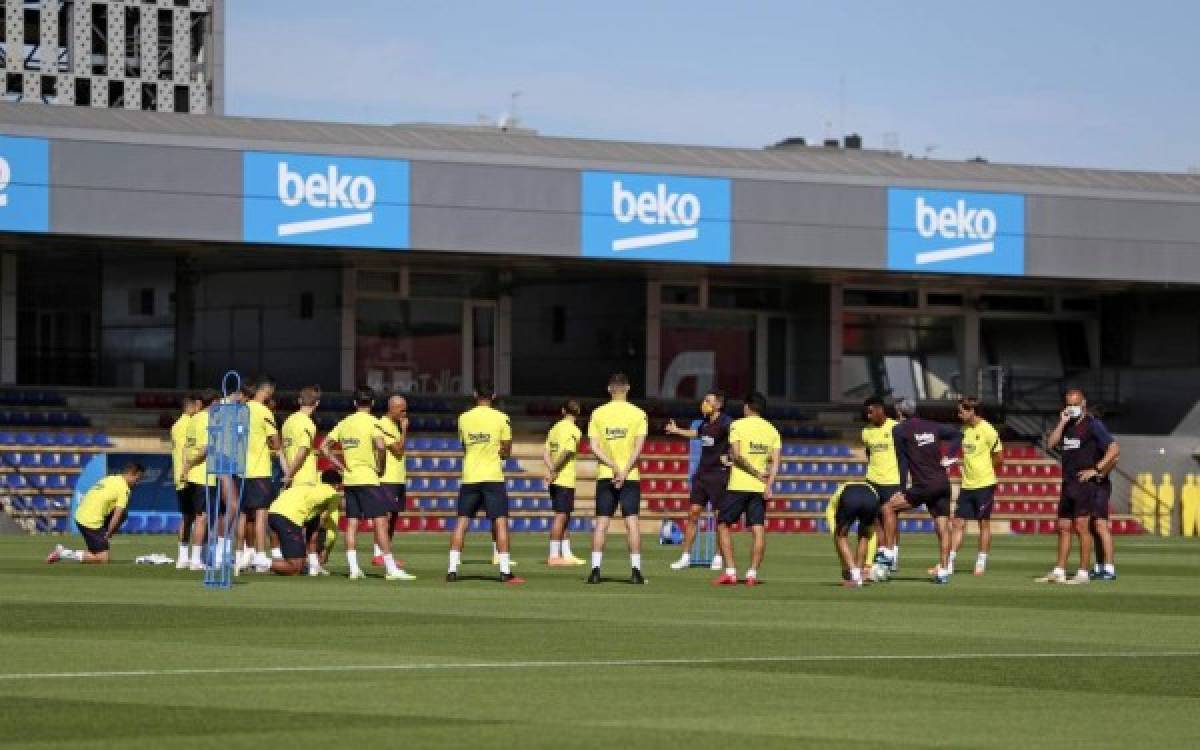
[
  {"xmin": 960, "ymin": 419, "xmax": 1002, "ymax": 490},
  {"xmin": 376, "ymin": 415, "xmax": 408, "ymax": 485},
  {"xmin": 458, "ymin": 405, "xmax": 512, "ymax": 484},
  {"xmin": 185, "ymin": 408, "xmax": 215, "ymax": 486},
  {"xmin": 169, "ymin": 414, "xmax": 192, "ymax": 490},
  {"xmin": 862, "ymin": 418, "xmax": 900, "ymax": 486},
  {"xmin": 727, "ymin": 415, "xmax": 782, "ymax": 493},
  {"xmin": 587, "ymin": 401, "xmax": 649, "ymax": 482},
  {"xmin": 545, "ymin": 418, "xmax": 582, "ymax": 489},
  {"xmin": 74, "ymin": 476, "xmax": 132, "ymax": 529},
  {"xmin": 281, "ymin": 411, "xmax": 319, "ymax": 486},
  {"xmin": 326, "ymin": 411, "xmax": 382, "ymax": 486},
  {"xmin": 270, "ymin": 482, "xmax": 340, "ymax": 527},
  {"xmin": 244, "ymin": 400, "xmax": 279, "ymax": 479}
]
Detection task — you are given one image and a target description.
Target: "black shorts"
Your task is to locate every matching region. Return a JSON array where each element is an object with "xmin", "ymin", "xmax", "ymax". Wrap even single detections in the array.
[
  {"xmin": 380, "ymin": 483, "xmax": 406, "ymax": 514},
  {"xmin": 718, "ymin": 491, "xmax": 766, "ymax": 526},
  {"xmin": 76, "ymin": 518, "xmax": 111, "ymax": 554},
  {"xmin": 1091, "ymin": 480, "xmax": 1112, "ymax": 520},
  {"xmin": 239, "ymin": 478, "xmax": 275, "ymax": 513},
  {"xmin": 549, "ymin": 484, "xmax": 575, "ymax": 514},
  {"xmin": 1058, "ymin": 482, "xmax": 1096, "ymax": 519},
  {"xmin": 835, "ymin": 486, "xmax": 880, "ymax": 532},
  {"xmin": 867, "ymin": 481, "xmax": 902, "ymax": 503},
  {"xmin": 345, "ymin": 485, "xmax": 391, "ymax": 520},
  {"xmin": 955, "ymin": 486, "xmax": 996, "ymax": 520},
  {"xmin": 905, "ymin": 484, "xmax": 951, "ymax": 518},
  {"xmin": 180, "ymin": 482, "xmax": 208, "ymax": 515},
  {"xmin": 268, "ymin": 513, "xmax": 306, "ymax": 560},
  {"xmin": 689, "ymin": 471, "xmax": 728, "ymax": 508},
  {"xmin": 302, "ymin": 515, "xmax": 324, "ymax": 544},
  {"xmin": 595, "ymin": 479, "xmax": 641, "ymax": 518},
  {"xmin": 457, "ymin": 482, "xmax": 509, "ymax": 520}
]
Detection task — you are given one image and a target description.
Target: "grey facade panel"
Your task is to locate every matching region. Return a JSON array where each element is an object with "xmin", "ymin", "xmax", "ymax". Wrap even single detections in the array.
[
  {"xmin": 732, "ymin": 180, "xmax": 884, "ymax": 268},
  {"xmin": 50, "ymin": 141, "xmax": 241, "ymax": 241},
  {"xmin": 410, "ymin": 162, "xmax": 578, "ymax": 256}
]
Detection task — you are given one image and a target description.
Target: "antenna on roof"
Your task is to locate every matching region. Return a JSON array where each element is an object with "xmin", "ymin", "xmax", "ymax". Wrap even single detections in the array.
[{"xmin": 498, "ymin": 90, "xmax": 522, "ymax": 131}]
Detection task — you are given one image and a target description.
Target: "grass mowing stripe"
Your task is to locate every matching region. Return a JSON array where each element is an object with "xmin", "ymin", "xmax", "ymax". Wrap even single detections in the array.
[{"xmin": 3, "ymin": 650, "xmax": 1199, "ymax": 681}]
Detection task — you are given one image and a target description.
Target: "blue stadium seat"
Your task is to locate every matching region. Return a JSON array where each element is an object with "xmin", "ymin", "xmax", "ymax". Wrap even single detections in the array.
[
  {"xmin": 32, "ymin": 496, "xmax": 50, "ymax": 512},
  {"xmin": 124, "ymin": 514, "xmax": 148, "ymax": 534},
  {"xmin": 145, "ymin": 513, "xmax": 166, "ymax": 534},
  {"xmin": 446, "ymin": 478, "xmax": 460, "ymax": 491},
  {"xmin": 468, "ymin": 518, "xmax": 491, "ymax": 532},
  {"xmin": 509, "ymin": 518, "xmax": 529, "ymax": 532},
  {"xmin": 164, "ymin": 513, "xmax": 183, "ymax": 534},
  {"xmin": 51, "ymin": 516, "xmax": 68, "ymax": 532}
]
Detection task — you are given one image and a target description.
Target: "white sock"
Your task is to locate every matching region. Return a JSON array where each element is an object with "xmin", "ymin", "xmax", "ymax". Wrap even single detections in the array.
[
  {"xmin": 190, "ymin": 544, "xmax": 203, "ymax": 563},
  {"xmin": 177, "ymin": 544, "xmax": 189, "ymax": 563},
  {"xmin": 746, "ymin": 567, "xmax": 758, "ymax": 579},
  {"xmin": 725, "ymin": 567, "xmax": 737, "ymax": 577},
  {"xmin": 1104, "ymin": 563, "xmax": 1115, "ymax": 574},
  {"xmin": 976, "ymin": 553, "xmax": 988, "ymax": 567},
  {"xmin": 270, "ymin": 547, "xmax": 282, "ymax": 560},
  {"xmin": 549, "ymin": 540, "xmax": 562, "ymax": 558},
  {"xmin": 498, "ymin": 553, "xmax": 512, "ymax": 575},
  {"xmin": 307, "ymin": 553, "xmax": 320, "ymax": 570},
  {"xmin": 449, "ymin": 549, "xmax": 461, "ymax": 573},
  {"xmin": 243, "ymin": 543, "xmax": 254, "ymax": 558},
  {"xmin": 948, "ymin": 551, "xmax": 957, "ymax": 565},
  {"xmin": 713, "ymin": 554, "xmax": 723, "ymax": 563},
  {"xmin": 630, "ymin": 553, "xmax": 642, "ymax": 570},
  {"xmin": 1076, "ymin": 568, "xmax": 1089, "ymax": 578},
  {"xmin": 850, "ymin": 567, "xmax": 862, "ymax": 582},
  {"xmin": 677, "ymin": 552, "xmax": 691, "ymax": 564},
  {"xmin": 1051, "ymin": 567, "xmax": 1065, "ymax": 577},
  {"xmin": 66, "ymin": 549, "xmax": 84, "ymax": 563},
  {"xmin": 346, "ymin": 549, "xmax": 359, "ymax": 574},
  {"xmin": 562, "ymin": 539, "xmax": 573, "ymax": 557},
  {"xmin": 214, "ymin": 538, "xmax": 226, "ymax": 566},
  {"xmin": 591, "ymin": 551, "xmax": 602, "ymax": 569},
  {"xmin": 373, "ymin": 543, "xmax": 383, "ymax": 557},
  {"xmin": 383, "ymin": 553, "xmax": 400, "ymax": 575}
]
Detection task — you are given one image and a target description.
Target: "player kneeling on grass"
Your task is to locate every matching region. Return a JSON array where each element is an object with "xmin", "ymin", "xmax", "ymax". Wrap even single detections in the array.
[
  {"xmin": 46, "ymin": 463, "xmax": 146, "ymax": 565},
  {"xmin": 267, "ymin": 470, "xmax": 344, "ymax": 576},
  {"xmin": 713, "ymin": 393, "xmax": 781, "ymax": 587},
  {"xmin": 831, "ymin": 482, "xmax": 882, "ymax": 588}
]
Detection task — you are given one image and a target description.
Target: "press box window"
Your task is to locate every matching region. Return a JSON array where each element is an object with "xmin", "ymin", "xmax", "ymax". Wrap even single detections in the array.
[{"xmin": 843, "ymin": 288, "xmax": 919, "ymax": 308}]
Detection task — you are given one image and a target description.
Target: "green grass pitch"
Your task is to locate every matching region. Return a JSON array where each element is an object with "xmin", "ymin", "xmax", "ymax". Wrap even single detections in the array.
[{"xmin": 1, "ymin": 532, "xmax": 1198, "ymax": 749}]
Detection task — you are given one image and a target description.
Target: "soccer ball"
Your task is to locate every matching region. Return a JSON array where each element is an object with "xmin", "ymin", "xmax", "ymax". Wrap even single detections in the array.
[{"xmin": 869, "ymin": 563, "xmax": 890, "ymax": 583}]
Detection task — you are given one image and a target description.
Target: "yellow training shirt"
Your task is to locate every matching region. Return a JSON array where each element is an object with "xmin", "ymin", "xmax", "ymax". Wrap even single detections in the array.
[
  {"xmin": 587, "ymin": 400, "xmax": 649, "ymax": 482},
  {"xmin": 326, "ymin": 411, "xmax": 382, "ymax": 486},
  {"xmin": 458, "ymin": 405, "xmax": 512, "ymax": 484},
  {"xmin": 862, "ymin": 418, "xmax": 900, "ymax": 486},
  {"xmin": 727, "ymin": 415, "xmax": 782, "ymax": 493},
  {"xmin": 545, "ymin": 418, "xmax": 581, "ymax": 489},
  {"xmin": 74, "ymin": 475, "xmax": 132, "ymax": 530},
  {"xmin": 960, "ymin": 419, "xmax": 1002, "ymax": 490},
  {"xmin": 270, "ymin": 482, "xmax": 340, "ymax": 527},
  {"xmin": 185, "ymin": 408, "xmax": 215, "ymax": 486},
  {"xmin": 376, "ymin": 415, "xmax": 407, "ymax": 484},
  {"xmin": 243, "ymin": 400, "xmax": 279, "ymax": 479},
  {"xmin": 280, "ymin": 411, "xmax": 318, "ymax": 486},
  {"xmin": 170, "ymin": 413, "xmax": 191, "ymax": 490}
]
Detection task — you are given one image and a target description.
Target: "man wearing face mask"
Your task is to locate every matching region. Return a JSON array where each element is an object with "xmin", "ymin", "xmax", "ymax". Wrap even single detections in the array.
[
  {"xmin": 666, "ymin": 391, "xmax": 732, "ymax": 571},
  {"xmin": 1037, "ymin": 389, "xmax": 1120, "ymax": 585}
]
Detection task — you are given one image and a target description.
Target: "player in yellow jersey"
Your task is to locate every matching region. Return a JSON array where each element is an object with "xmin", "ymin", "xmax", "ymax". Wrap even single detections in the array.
[
  {"xmin": 861, "ymin": 396, "xmax": 901, "ymax": 574},
  {"xmin": 447, "ymin": 381, "xmax": 523, "ymax": 584},
  {"xmin": 544, "ymin": 400, "xmax": 585, "ymax": 566},
  {"xmin": 179, "ymin": 389, "xmax": 220, "ymax": 571},
  {"xmin": 236, "ymin": 377, "xmax": 281, "ymax": 574},
  {"xmin": 586, "ymin": 373, "xmax": 649, "ymax": 585},
  {"xmin": 946, "ymin": 397, "xmax": 1003, "ymax": 576},
  {"xmin": 713, "ymin": 393, "xmax": 781, "ymax": 587},
  {"xmin": 829, "ymin": 481, "xmax": 882, "ymax": 588},
  {"xmin": 280, "ymin": 385, "xmax": 321, "ymax": 488},
  {"xmin": 267, "ymin": 469, "xmax": 343, "ymax": 576},
  {"xmin": 46, "ymin": 463, "xmax": 145, "ymax": 565},
  {"xmin": 169, "ymin": 394, "xmax": 199, "ymax": 569},
  {"xmin": 321, "ymin": 388, "xmax": 415, "ymax": 581},
  {"xmin": 375, "ymin": 395, "xmax": 409, "ymax": 566}
]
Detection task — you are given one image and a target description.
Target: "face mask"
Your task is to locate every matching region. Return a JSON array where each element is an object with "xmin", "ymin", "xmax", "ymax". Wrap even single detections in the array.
[
  {"xmin": 1065, "ymin": 405, "xmax": 1083, "ymax": 419},
  {"xmin": 701, "ymin": 401, "xmax": 714, "ymax": 416}
]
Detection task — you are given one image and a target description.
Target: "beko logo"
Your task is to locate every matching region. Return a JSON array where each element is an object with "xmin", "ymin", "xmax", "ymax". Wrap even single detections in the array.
[
  {"xmin": 887, "ymin": 188, "xmax": 1025, "ymax": 276},
  {"xmin": 913, "ymin": 196, "xmax": 997, "ymax": 264},
  {"xmin": 243, "ymin": 151, "xmax": 409, "ymax": 250},
  {"xmin": 582, "ymin": 171, "xmax": 731, "ymax": 263},
  {"xmin": 276, "ymin": 162, "xmax": 376, "ymax": 236},
  {"xmin": 0, "ymin": 135, "xmax": 49, "ymax": 233},
  {"xmin": 610, "ymin": 181, "xmax": 701, "ymax": 251}
]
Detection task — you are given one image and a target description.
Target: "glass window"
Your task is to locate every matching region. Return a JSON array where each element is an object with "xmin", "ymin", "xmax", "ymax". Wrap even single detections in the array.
[
  {"xmin": 842, "ymin": 314, "xmax": 959, "ymax": 401},
  {"xmin": 660, "ymin": 310, "xmax": 755, "ymax": 399},
  {"xmin": 356, "ymin": 299, "xmax": 463, "ymax": 395}
]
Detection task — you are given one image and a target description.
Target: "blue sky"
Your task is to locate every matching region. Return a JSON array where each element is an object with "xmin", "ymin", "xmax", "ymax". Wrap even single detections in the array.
[{"xmin": 226, "ymin": 1, "xmax": 1198, "ymax": 173}]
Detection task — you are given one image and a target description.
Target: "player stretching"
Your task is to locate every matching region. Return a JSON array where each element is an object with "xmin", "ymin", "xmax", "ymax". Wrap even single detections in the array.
[
  {"xmin": 544, "ymin": 400, "xmax": 585, "ymax": 566},
  {"xmin": 447, "ymin": 381, "xmax": 523, "ymax": 584},
  {"xmin": 375, "ymin": 395, "xmax": 409, "ymax": 567},
  {"xmin": 180, "ymin": 389, "xmax": 219, "ymax": 570},
  {"xmin": 322, "ymin": 388, "xmax": 414, "ymax": 581},
  {"xmin": 831, "ymin": 481, "xmax": 882, "ymax": 588},
  {"xmin": 237, "ymin": 377, "xmax": 280, "ymax": 574},
  {"xmin": 586, "ymin": 373, "xmax": 649, "ymax": 585},
  {"xmin": 267, "ymin": 470, "xmax": 343, "ymax": 576},
  {"xmin": 947, "ymin": 397, "xmax": 1002, "ymax": 576},
  {"xmin": 666, "ymin": 390, "xmax": 731, "ymax": 571},
  {"xmin": 880, "ymin": 399, "xmax": 959, "ymax": 584},
  {"xmin": 170, "ymin": 394, "xmax": 199, "ymax": 569},
  {"xmin": 1037, "ymin": 389, "xmax": 1120, "ymax": 584},
  {"xmin": 46, "ymin": 463, "xmax": 145, "ymax": 565},
  {"xmin": 862, "ymin": 396, "xmax": 900, "ymax": 574},
  {"xmin": 713, "ymin": 393, "xmax": 780, "ymax": 587}
]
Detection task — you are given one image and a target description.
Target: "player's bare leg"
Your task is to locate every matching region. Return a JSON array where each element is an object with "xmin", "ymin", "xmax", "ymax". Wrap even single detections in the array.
[{"xmin": 713, "ymin": 522, "xmax": 738, "ymax": 585}]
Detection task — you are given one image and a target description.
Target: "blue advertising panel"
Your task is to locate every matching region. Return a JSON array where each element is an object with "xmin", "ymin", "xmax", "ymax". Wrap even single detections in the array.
[
  {"xmin": 887, "ymin": 188, "xmax": 1025, "ymax": 275},
  {"xmin": 0, "ymin": 135, "xmax": 49, "ymax": 233},
  {"xmin": 582, "ymin": 171, "xmax": 731, "ymax": 262},
  {"xmin": 243, "ymin": 151, "xmax": 409, "ymax": 249}
]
